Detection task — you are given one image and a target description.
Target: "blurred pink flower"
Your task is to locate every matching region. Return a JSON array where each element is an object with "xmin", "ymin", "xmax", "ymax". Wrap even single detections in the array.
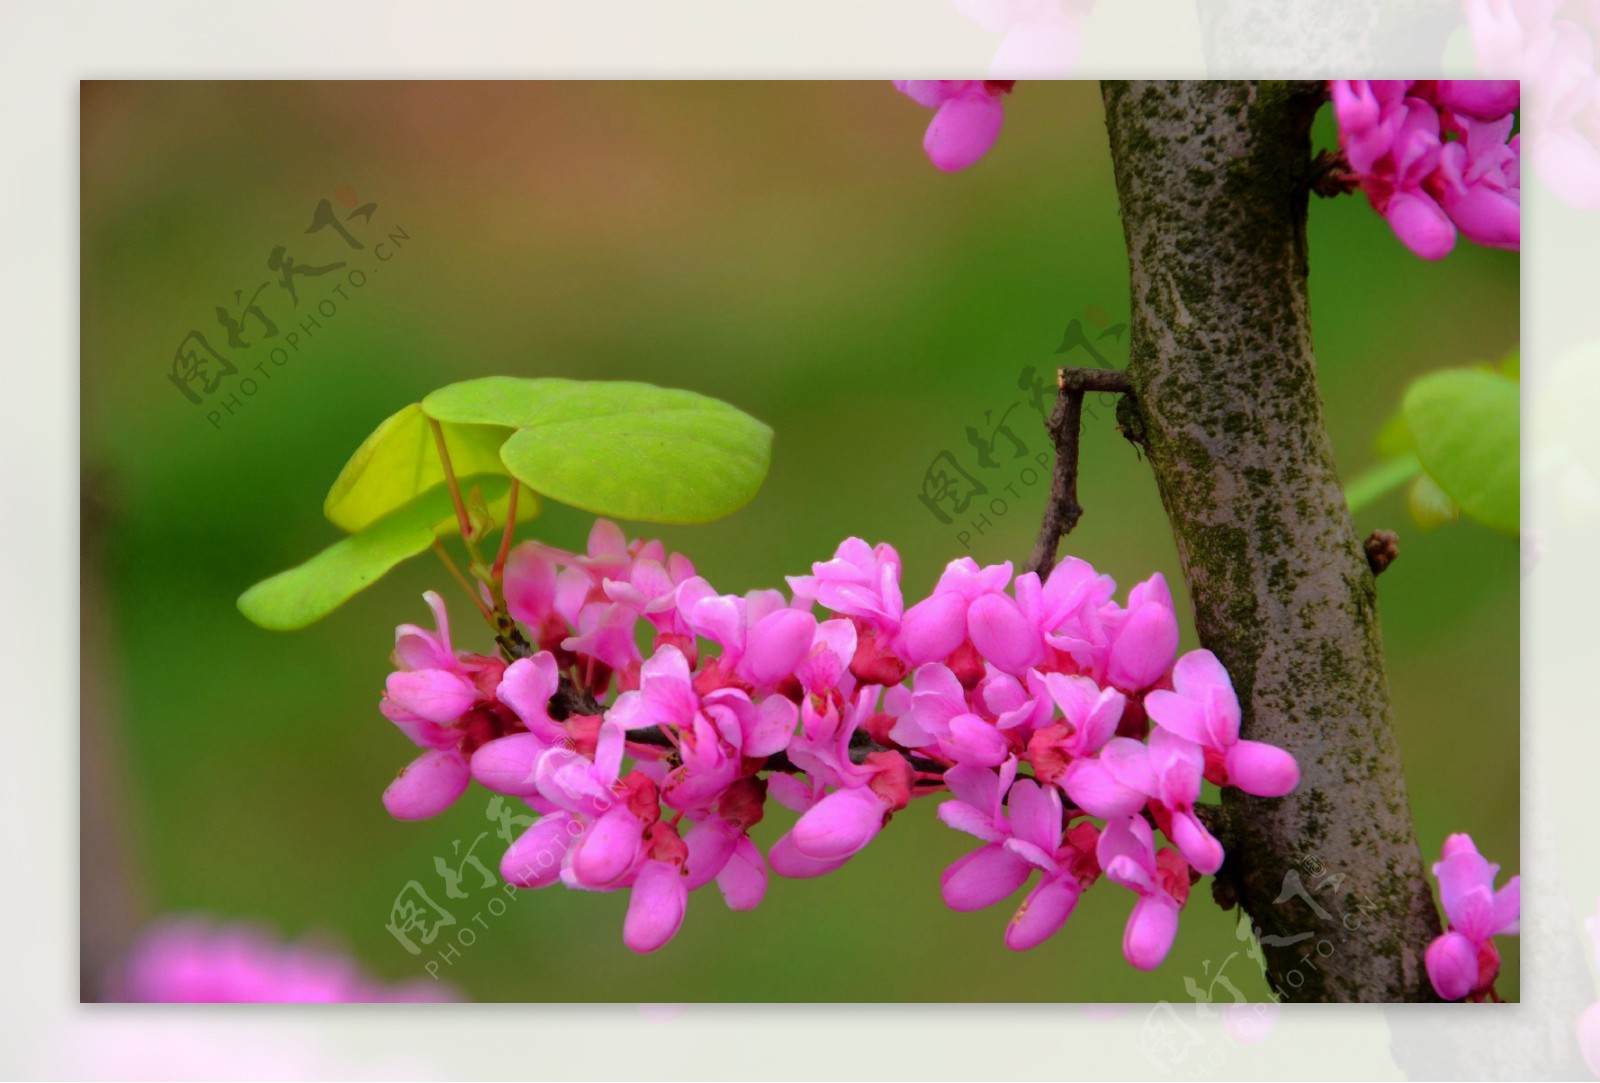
[{"xmin": 107, "ymin": 917, "xmax": 457, "ymax": 1003}]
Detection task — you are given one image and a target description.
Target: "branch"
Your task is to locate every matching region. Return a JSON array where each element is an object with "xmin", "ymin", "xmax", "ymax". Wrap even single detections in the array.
[
  {"xmin": 1026, "ymin": 366, "xmax": 1132, "ymax": 579},
  {"xmin": 1101, "ymin": 80, "xmax": 1440, "ymax": 1002}
]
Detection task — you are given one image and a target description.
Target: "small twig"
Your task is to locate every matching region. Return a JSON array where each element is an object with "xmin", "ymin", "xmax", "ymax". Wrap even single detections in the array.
[
  {"xmin": 491, "ymin": 482, "xmax": 521, "ymax": 581},
  {"xmin": 1307, "ymin": 149, "xmax": 1358, "ymax": 198},
  {"xmin": 1026, "ymin": 366, "xmax": 1133, "ymax": 578}
]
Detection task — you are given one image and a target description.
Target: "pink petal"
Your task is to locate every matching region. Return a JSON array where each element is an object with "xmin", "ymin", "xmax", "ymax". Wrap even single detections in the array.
[
  {"xmin": 967, "ymin": 592, "xmax": 1045, "ymax": 675},
  {"xmin": 623, "ymin": 860, "xmax": 688, "ymax": 954},
  {"xmin": 1123, "ymin": 894, "xmax": 1181, "ymax": 970},
  {"xmin": 1097, "ymin": 815, "xmax": 1158, "ymax": 889},
  {"xmin": 895, "ymin": 592, "xmax": 969, "ymax": 666},
  {"xmin": 737, "ymin": 608, "xmax": 819, "ymax": 689},
  {"xmin": 1005, "ymin": 875, "xmax": 1081, "ymax": 951},
  {"xmin": 1142, "ymin": 689, "xmax": 1211, "ymax": 747},
  {"xmin": 1062, "ymin": 758, "xmax": 1148, "ymax": 819},
  {"xmin": 1004, "ymin": 778, "xmax": 1063, "ymax": 855},
  {"xmin": 742, "ymin": 694, "xmax": 799, "ymax": 759},
  {"xmin": 1493, "ymin": 875, "xmax": 1520, "ymax": 936},
  {"xmin": 469, "ymin": 733, "xmax": 548, "ymax": 797},
  {"xmin": 924, "ymin": 90, "xmax": 1004, "ymax": 172},
  {"xmin": 1385, "ymin": 190, "xmax": 1457, "ymax": 260},
  {"xmin": 1170, "ymin": 811, "xmax": 1223, "ymax": 876},
  {"xmin": 1433, "ymin": 80, "xmax": 1519, "ymax": 120},
  {"xmin": 767, "ymin": 830, "xmax": 853, "ymax": 879},
  {"xmin": 791, "ymin": 786, "xmax": 886, "ymax": 860},
  {"xmin": 384, "ymin": 669, "xmax": 477, "ymax": 725},
  {"xmin": 1106, "ymin": 576, "xmax": 1179, "ymax": 691},
  {"xmin": 1225, "ymin": 740, "xmax": 1300, "ymax": 797},
  {"xmin": 502, "ymin": 546, "xmax": 558, "ymax": 627},
  {"xmin": 382, "ymin": 750, "xmax": 470, "ymax": 821},
  {"xmin": 495, "ymin": 654, "xmax": 565, "ymax": 741},
  {"xmin": 941, "ymin": 844, "xmax": 1032, "ymax": 911},
  {"xmin": 716, "ymin": 835, "xmax": 768, "ymax": 910},
  {"xmin": 568, "ymin": 806, "xmax": 645, "ymax": 888},
  {"xmin": 894, "ymin": 79, "xmax": 975, "ymax": 108},
  {"xmin": 682, "ymin": 818, "xmax": 738, "ymax": 891},
  {"xmin": 1445, "ymin": 184, "xmax": 1520, "ymax": 250},
  {"xmin": 501, "ymin": 813, "xmax": 577, "ymax": 888},
  {"xmin": 946, "ymin": 713, "xmax": 1011, "ymax": 767},
  {"xmin": 1425, "ymin": 930, "xmax": 1479, "ymax": 1000}
]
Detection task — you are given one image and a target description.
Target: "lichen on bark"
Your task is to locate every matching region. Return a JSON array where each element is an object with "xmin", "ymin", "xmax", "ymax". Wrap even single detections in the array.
[{"xmin": 1100, "ymin": 80, "xmax": 1441, "ymax": 1001}]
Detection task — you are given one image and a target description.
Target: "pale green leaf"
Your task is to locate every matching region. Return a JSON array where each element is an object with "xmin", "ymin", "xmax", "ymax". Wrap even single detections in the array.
[
  {"xmin": 323, "ymin": 402, "xmax": 516, "ymax": 533},
  {"xmin": 240, "ymin": 479, "xmax": 512, "ymax": 630},
  {"xmin": 1403, "ymin": 369, "xmax": 1519, "ymax": 535}
]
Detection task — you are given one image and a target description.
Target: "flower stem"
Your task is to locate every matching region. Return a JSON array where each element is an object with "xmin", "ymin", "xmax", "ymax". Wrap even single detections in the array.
[{"xmin": 432, "ymin": 539, "xmax": 496, "ymax": 627}]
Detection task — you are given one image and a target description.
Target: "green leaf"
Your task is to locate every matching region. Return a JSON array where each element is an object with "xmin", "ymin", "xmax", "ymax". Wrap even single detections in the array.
[
  {"xmin": 1403, "ymin": 369, "xmax": 1520, "ymax": 535},
  {"xmin": 239, "ymin": 479, "xmax": 512, "ymax": 630},
  {"xmin": 1345, "ymin": 453, "xmax": 1421, "ymax": 512},
  {"xmin": 424, "ymin": 377, "xmax": 773, "ymax": 524},
  {"xmin": 323, "ymin": 402, "xmax": 515, "ymax": 533}
]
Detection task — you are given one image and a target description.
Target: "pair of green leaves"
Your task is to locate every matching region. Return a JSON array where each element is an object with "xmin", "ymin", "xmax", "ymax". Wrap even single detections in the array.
[
  {"xmin": 238, "ymin": 378, "xmax": 774, "ymax": 630},
  {"xmin": 1345, "ymin": 354, "xmax": 1519, "ymax": 535}
]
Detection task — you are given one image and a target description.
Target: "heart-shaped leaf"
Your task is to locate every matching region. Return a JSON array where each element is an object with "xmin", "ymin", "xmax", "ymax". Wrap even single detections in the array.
[
  {"xmin": 1403, "ymin": 369, "xmax": 1519, "ymax": 535},
  {"xmin": 423, "ymin": 377, "xmax": 773, "ymax": 524},
  {"xmin": 239, "ymin": 478, "xmax": 513, "ymax": 630},
  {"xmin": 324, "ymin": 402, "xmax": 517, "ymax": 533}
]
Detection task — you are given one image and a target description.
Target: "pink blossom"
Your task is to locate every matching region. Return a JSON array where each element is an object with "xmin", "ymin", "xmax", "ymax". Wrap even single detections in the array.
[
  {"xmin": 1144, "ymin": 648, "xmax": 1299, "ymax": 798},
  {"xmin": 1424, "ymin": 833, "xmax": 1520, "ymax": 1000},
  {"xmin": 1329, "ymin": 79, "xmax": 1521, "ymax": 258},
  {"xmin": 938, "ymin": 762, "xmax": 1099, "ymax": 950},
  {"xmin": 893, "ymin": 80, "xmax": 1015, "ymax": 172},
  {"xmin": 108, "ymin": 918, "xmax": 458, "ymax": 1003},
  {"xmin": 787, "ymin": 537, "xmax": 904, "ymax": 634},
  {"xmin": 1097, "ymin": 815, "xmax": 1189, "ymax": 970},
  {"xmin": 370, "ymin": 519, "xmax": 1302, "ymax": 967},
  {"xmin": 888, "ymin": 662, "xmax": 1012, "ymax": 766}
]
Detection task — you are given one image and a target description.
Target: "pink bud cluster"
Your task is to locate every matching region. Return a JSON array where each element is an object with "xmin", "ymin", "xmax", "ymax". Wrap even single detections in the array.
[
  {"xmin": 1423, "ymin": 833, "xmax": 1521, "ymax": 1001},
  {"xmin": 893, "ymin": 80, "xmax": 1015, "ymax": 172},
  {"xmin": 377, "ymin": 521, "xmax": 1300, "ymax": 965},
  {"xmin": 1330, "ymin": 80, "xmax": 1521, "ymax": 259},
  {"xmin": 108, "ymin": 918, "xmax": 457, "ymax": 1003}
]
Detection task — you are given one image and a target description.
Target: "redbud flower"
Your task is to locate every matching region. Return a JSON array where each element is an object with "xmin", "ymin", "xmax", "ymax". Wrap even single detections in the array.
[
  {"xmin": 1424, "ymin": 833, "xmax": 1520, "ymax": 1000},
  {"xmin": 893, "ymin": 80, "xmax": 1014, "ymax": 172},
  {"xmin": 1097, "ymin": 815, "xmax": 1189, "ymax": 970},
  {"xmin": 1329, "ymin": 79, "xmax": 1521, "ymax": 259},
  {"xmin": 371, "ymin": 520, "xmax": 1301, "ymax": 967},
  {"xmin": 1144, "ymin": 648, "xmax": 1300, "ymax": 797}
]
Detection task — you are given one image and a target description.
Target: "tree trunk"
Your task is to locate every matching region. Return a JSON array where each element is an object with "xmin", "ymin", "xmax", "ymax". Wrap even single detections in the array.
[{"xmin": 1100, "ymin": 80, "xmax": 1441, "ymax": 1002}]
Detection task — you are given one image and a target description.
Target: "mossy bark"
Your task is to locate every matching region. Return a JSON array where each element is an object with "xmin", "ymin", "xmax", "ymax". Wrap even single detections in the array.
[{"xmin": 1101, "ymin": 81, "xmax": 1441, "ymax": 1002}]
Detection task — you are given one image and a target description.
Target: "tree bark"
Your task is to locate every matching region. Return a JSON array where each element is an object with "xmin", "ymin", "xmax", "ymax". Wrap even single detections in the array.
[{"xmin": 1100, "ymin": 81, "xmax": 1441, "ymax": 1002}]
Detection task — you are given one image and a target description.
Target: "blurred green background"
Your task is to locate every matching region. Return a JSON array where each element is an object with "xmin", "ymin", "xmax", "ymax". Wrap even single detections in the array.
[{"xmin": 80, "ymin": 81, "xmax": 1519, "ymax": 1003}]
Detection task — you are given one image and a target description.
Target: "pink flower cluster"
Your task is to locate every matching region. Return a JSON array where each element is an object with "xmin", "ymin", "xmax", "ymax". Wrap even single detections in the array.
[
  {"xmin": 893, "ymin": 80, "xmax": 1016, "ymax": 172},
  {"xmin": 378, "ymin": 521, "xmax": 1300, "ymax": 965},
  {"xmin": 1331, "ymin": 80, "xmax": 1521, "ymax": 259},
  {"xmin": 1423, "ymin": 834, "xmax": 1520, "ymax": 1001},
  {"xmin": 107, "ymin": 917, "xmax": 456, "ymax": 1003}
]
